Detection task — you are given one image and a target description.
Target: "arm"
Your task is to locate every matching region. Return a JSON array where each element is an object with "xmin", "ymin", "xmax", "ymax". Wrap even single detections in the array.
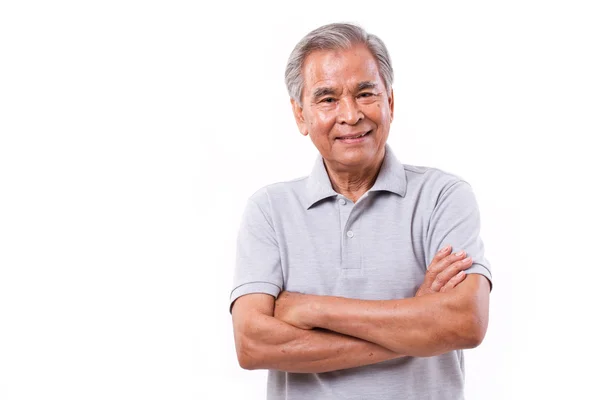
[
  {"xmin": 279, "ymin": 274, "xmax": 490, "ymax": 357},
  {"xmin": 231, "ymin": 293, "xmax": 404, "ymax": 373},
  {"xmin": 231, "ymin": 244, "xmax": 471, "ymax": 372},
  {"xmin": 230, "ymin": 196, "xmax": 403, "ymax": 372}
]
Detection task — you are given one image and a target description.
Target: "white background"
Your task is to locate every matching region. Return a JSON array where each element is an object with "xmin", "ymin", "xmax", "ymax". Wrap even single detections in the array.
[{"xmin": 1, "ymin": 1, "xmax": 599, "ymax": 399}]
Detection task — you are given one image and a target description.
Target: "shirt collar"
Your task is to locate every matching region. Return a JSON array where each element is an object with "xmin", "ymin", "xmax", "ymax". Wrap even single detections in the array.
[{"xmin": 304, "ymin": 143, "xmax": 407, "ymax": 209}]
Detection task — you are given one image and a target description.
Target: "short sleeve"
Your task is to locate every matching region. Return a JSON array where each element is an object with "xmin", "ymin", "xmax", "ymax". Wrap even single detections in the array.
[
  {"xmin": 425, "ymin": 180, "xmax": 493, "ymax": 292},
  {"xmin": 229, "ymin": 196, "xmax": 283, "ymax": 313}
]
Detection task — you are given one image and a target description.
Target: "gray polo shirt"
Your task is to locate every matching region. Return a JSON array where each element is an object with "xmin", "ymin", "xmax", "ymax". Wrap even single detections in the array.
[{"xmin": 230, "ymin": 143, "xmax": 492, "ymax": 400}]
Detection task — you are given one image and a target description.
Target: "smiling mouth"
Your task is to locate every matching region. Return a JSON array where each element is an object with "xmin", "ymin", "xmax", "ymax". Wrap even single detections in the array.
[{"xmin": 336, "ymin": 130, "xmax": 372, "ymax": 140}]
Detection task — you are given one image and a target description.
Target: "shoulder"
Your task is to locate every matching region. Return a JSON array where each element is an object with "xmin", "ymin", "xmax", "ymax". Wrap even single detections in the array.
[
  {"xmin": 403, "ymin": 163, "xmax": 472, "ymax": 196},
  {"xmin": 246, "ymin": 175, "xmax": 310, "ymax": 213},
  {"xmin": 399, "ymin": 163, "xmax": 478, "ymax": 212}
]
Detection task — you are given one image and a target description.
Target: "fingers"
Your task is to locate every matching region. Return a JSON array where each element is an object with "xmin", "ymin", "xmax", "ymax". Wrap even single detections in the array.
[
  {"xmin": 430, "ymin": 245, "xmax": 452, "ymax": 266},
  {"xmin": 440, "ymin": 270, "xmax": 468, "ymax": 293},
  {"xmin": 424, "ymin": 246, "xmax": 452, "ymax": 284},
  {"xmin": 426, "ymin": 248, "xmax": 467, "ymax": 281},
  {"xmin": 419, "ymin": 246, "xmax": 474, "ymax": 297},
  {"xmin": 430, "ymin": 256, "xmax": 473, "ymax": 292}
]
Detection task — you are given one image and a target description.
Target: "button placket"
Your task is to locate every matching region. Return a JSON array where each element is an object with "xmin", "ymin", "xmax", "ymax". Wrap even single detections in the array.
[
  {"xmin": 338, "ymin": 197, "xmax": 352, "ymax": 232},
  {"xmin": 338, "ymin": 196, "xmax": 353, "ymax": 268},
  {"xmin": 344, "ymin": 200, "xmax": 367, "ymax": 269},
  {"xmin": 339, "ymin": 199, "xmax": 364, "ymax": 269}
]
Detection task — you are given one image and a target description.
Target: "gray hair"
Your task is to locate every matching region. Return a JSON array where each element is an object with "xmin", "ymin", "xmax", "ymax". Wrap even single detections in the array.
[{"xmin": 284, "ymin": 23, "xmax": 394, "ymax": 106}]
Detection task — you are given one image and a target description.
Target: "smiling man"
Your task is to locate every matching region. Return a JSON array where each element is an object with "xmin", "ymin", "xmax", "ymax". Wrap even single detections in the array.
[{"xmin": 230, "ymin": 23, "xmax": 492, "ymax": 400}]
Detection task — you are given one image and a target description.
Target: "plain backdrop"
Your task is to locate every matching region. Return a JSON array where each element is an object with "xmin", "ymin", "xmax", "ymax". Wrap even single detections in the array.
[{"xmin": 1, "ymin": 1, "xmax": 599, "ymax": 399}]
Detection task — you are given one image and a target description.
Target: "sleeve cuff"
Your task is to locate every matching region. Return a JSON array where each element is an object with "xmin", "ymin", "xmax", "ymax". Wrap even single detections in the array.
[
  {"xmin": 465, "ymin": 262, "xmax": 493, "ymax": 292},
  {"xmin": 229, "ymin": 281, "xmax": 282, "ymax": 313}
]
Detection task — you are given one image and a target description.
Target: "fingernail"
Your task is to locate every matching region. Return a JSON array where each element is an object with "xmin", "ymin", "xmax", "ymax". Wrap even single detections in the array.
[
  {"xmin": 440, "ymin": 245, "xmax": 450, "ymax": 253},
  {"xmin": 455, "ymin": 251, "xmax": 465, "ymax": 257},
  {"xmin": 462, "ymin": 257, "xmax": 472, "ymax": 264},
  {"xmin": 458, "ymin": 271, "xmax": 465, "ymax": 276}
]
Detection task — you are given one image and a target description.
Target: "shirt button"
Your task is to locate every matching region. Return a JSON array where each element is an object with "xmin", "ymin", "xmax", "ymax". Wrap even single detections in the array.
[
  {"xmin": 338, "ymin": 198, "xmax": 346, "ymax": 205},
  {"xmin": 346, "ymin": 230, "xmax": 354, "ymax": 238}
]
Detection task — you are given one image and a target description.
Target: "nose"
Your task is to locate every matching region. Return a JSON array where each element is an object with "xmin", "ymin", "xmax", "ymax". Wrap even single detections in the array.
[{"xmin": 336, "ymin": 96, "xmax": 364, "ymax": 125}]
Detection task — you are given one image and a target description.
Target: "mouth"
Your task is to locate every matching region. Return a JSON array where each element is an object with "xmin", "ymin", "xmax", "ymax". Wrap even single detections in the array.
[{"xmin": 336, "ymin": 130, "xmax": 372, "ymax": 142}]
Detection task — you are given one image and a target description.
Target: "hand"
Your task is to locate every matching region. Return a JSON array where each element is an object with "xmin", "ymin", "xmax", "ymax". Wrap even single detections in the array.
[
  {"xmin": 274, "ymin": 291, "xmax": 313, "ymax": 330},
  {"xmin": 415, "ymin": 246, "xmax": 472, "ymax": 297}
]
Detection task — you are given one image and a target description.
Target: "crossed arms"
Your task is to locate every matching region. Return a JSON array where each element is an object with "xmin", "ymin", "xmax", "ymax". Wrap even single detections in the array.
[
  {"xmin": 231, "ymin": 253, "xmax": 491, "ymax": 373},
  {"xmin": 231, "ymin": 180, "xmax": 492, "ymax": 373}
]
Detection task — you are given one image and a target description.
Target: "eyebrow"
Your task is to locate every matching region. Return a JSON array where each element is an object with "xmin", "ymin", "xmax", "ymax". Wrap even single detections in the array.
[
  {"xmin": 356, "ymin": 81, "xmax": 378, "ymax": 92},
  {"xmin": 311, "ymin": 81, "xmax": 379, "ymax": 100},
  {"xmin": 312, "ymin": 87, "xmax": 338, "ymax": 99}
]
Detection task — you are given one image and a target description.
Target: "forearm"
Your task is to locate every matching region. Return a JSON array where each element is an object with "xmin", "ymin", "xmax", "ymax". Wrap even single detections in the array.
[
  {"xmin": 237, "ymin": 312, "xmax": 404, "ymax": 373},
  {"xmin": 305, "ymin": 290, "xmax": 478, "ymax": 357}
]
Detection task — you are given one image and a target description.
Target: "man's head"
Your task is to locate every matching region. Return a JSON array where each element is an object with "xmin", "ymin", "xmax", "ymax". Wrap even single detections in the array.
[{"xmin": 285, "ymin": 23, "xmax": 395, "ymax": 171}]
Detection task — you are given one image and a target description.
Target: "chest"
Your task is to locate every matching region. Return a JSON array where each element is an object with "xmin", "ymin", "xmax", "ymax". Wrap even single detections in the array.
[{"xmin": 273, "ymin": 194, "xmax": 430, "ymax": 300}]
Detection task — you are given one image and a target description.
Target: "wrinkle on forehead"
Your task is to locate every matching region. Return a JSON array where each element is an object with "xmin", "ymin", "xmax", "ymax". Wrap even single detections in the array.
[{"xmin": 302, "ymin": 45, "xmax": 384, "ymax": 94}]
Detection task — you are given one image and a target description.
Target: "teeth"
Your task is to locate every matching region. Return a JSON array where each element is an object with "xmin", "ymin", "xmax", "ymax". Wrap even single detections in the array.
[{"xmin": 344, "ymin": 132, "xmax": 367, "ymax": 139}]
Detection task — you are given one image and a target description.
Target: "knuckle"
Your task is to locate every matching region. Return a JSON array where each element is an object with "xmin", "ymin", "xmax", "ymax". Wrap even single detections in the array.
[
  {"xmin": 425, "ymin": 269, "xmax": 437, "ymax": 279},
  {"xmin": 447, "ymin": 253, "xmax": 462, "ymax": 264},
  {"xmin": 433, "ymin": 265, "xmax": 445, "ymax": 274},
  {"xmin": 441, "ymin": 256, "xmax": 453, "ymax": 266},
  {"xmin": 436, "ymin": 269, "xmax": 450, "ymax": 281},
  {"xmin": 450, "ymin": 261, "xmax": 464, "ymax": 271},
  {"xmin": 446, "ymin": 272, "xmax": 462, "ymax": 285},
  {"xmin": 428, "ymin": 264, "xmax": 442, "ymax": 275},
  {"xmin": 441, "ymin": 277, "xmax": 459, "ymax": 293},
  {"xmin": 439, "ymin": 266, "xmax": 455, "ymax": 279}
]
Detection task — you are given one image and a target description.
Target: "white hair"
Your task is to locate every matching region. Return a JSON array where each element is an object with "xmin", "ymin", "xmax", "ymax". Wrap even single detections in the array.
[{"xmin": 284, "ymin": 22, "xmax": 394, "ymax": 106}]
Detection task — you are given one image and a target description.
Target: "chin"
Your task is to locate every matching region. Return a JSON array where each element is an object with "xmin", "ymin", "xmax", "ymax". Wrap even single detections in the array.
[{"xmin": 333, "ymin": 148, "xmax": 374, "ymax": 167}]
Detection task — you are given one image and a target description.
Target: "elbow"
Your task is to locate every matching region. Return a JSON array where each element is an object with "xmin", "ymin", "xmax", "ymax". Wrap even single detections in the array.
[
  {"xmin": 433, "ymin": 308, "xmax": 488, "ymax": 353},
  {"xmin": 446, "ymin": 285, "xmax": 489, "ymax": 350},
  {"xmin": 460, "ymin": 309, "xmax": 489, "ymax": 349},
  {"xmin": 234, "ymin": 318, "xmax": 267, "ymax": 370},
  {"xmin": 434, "ymin": 319, "xmax": 485, "ymax": 354},
  {"xmin": 231, "ymin": 298, "xmax": 275, "ymax": 370},
  {"xmin": 465, "ymin": 319, "xmax": 487, "ymax": 349},
  {"xmin": 235, "ymin": 337, "xmax": 253, "ymax": 370},
  {"xmin": 235, "ymin": 333, "xmax": 260, "ymax": 370},
  {"xmin": 237, "ymin": 351, "xmax": 257, "ymax": 370}
]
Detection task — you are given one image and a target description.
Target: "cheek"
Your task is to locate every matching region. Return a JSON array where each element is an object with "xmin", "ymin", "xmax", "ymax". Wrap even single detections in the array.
[
  {"xmin": 364, "ymin": 106, "xmax": 386, "ymax": 126},
  {"xmin": 311, "ymin": 112, "xmax": 335, "ymax": 134}
]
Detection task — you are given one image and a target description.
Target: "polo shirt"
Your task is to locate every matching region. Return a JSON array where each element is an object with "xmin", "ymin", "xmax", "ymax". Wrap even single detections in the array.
[{"xmin": 230, "ymin": 143, "xmax": 492, "ymax": 400}]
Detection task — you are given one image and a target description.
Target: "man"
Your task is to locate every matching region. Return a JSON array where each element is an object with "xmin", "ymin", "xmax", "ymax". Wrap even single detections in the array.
[{"xmin": 230, "ymin": 22, "xmax": 492, "ymax": 400}]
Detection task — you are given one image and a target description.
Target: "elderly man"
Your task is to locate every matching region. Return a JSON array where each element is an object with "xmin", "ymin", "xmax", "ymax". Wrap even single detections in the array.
[{"xmin": 230, "ymin": 22, "xmax": 492, "ymax": 400}]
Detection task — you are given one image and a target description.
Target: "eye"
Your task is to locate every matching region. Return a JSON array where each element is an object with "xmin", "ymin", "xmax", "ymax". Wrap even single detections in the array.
[
  {"xmin": 358, "ymin": 92, "xmax": 374, "ymax": 98},
  {"xmin": 321, "ymin": 97, "xmax": 336, "ymax": 103}
]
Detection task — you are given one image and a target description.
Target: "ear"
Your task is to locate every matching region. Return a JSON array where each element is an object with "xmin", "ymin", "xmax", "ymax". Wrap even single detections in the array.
[
  {"xmin": 290, "ymin": 98, "xmax": 309, "ymax": 136},
  {"xmin": 388, "ymin": 88, "xmax": 395, "ymax": 122}
]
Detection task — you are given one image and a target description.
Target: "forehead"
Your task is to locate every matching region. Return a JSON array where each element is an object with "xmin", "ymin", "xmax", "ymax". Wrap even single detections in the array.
[{"xmin": 302, "ymin": 45, "xmax": 383, "ymax": 91}]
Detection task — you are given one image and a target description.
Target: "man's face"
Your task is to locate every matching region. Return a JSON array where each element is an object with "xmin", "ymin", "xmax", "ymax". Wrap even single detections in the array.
[{"xmin": 291, "ymin": 44, "xmax": 394, "ymax": 170}]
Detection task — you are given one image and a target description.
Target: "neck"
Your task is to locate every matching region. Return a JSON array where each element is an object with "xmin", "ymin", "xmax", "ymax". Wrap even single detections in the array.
[{"xmin": 324, "ymin": 151, "xmax": 385, "ymax": 203}]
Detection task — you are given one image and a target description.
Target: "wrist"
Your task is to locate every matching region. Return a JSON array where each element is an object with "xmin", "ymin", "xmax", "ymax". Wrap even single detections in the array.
[{"xmin": 306, "ymin": 294, "xmax": 327, "ymax": 329}]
